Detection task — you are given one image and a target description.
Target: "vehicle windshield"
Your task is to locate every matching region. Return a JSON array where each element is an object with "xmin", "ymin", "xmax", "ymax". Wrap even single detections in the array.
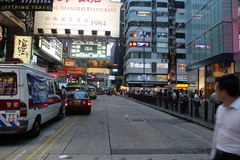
[
  {"xmin": 89, "ymin": 88, "xmax": 95, "ymax": 92},
  {"xmin": 0, "ymin": 72, "xmax": 17, "ymax": 96},
  {"xmin": 68, "ymin": 92, "xmax": 88, "ymax": 99},
  {"xmin": 66, "ymin": 87, "xmax": 82, "ymax": 91}
]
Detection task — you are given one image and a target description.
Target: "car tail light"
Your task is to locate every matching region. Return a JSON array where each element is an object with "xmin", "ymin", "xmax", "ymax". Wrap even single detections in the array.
[
  {"xmin": 87, "ymin": 100, "xmax": 91, "ymax": 106},
  {"xmin": 20, "ymin": 101, "xmax": 27, "ymax": 117}
]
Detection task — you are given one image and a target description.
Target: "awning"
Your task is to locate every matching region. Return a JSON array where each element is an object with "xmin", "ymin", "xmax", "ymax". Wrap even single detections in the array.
[{"xmin": 0, "ymin": 11, "xmax": 26, "ymax": 31}]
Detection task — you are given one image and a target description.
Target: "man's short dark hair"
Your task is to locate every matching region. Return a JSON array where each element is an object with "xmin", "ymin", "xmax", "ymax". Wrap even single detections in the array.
[{"xmin": 216, "ymin": 74, "xmax": 239, "ymax": 97}]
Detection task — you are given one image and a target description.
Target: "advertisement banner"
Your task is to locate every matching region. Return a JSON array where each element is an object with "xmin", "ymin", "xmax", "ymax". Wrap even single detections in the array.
[
  {"xmin": 29, "ymin": 75, "xmax": 49, "ymax": 103},
  {"xmin": 0, "ymin": 0, "xmax": 53, "ymax": 11},
  {"xmin": 168, "ymin": 52, "xmax": 177, "ymax": 82},
  {"xmin": 57, "ymin": 67, "xmax": 85, "ymax": 75},
  {"xmin": 13, "ymin": 36, "xmax": 32, "ymax": 64},
  {"xmin": 34, "ymin": 0, "xmax": 122, "ymax": 37}
]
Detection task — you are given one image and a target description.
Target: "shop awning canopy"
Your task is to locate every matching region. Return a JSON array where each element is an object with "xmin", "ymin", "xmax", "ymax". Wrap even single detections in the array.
[{"xmin": 0, "ymin": 11, "xmax": 26, "ymax": 31}]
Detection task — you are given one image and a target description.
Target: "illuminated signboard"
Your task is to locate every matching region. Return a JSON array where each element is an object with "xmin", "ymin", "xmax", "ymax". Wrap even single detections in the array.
[
  {"xmin": 0, "ymin": 0, "xmax": 53, "ymax": 11},
  {"xmin": 156, "ymin": 75, "xmax": 168, "ymax": 82},
  {"xmin": 64, "ymin": 60, "xmax": 76, "ymax": 67},
  {"xmin": 194, "ymin": 44, "xmax": 212, "ymax": 49},
  {"xmin": 34, "ymin": 0, "xmax": 122, "ymax": 37},
  {"xmin": 129, "ymin": 42, "xmax": 150, "ymax": 47},
  {"xmin": 13, "ymin": 36, "xmax": 32, "ymax": 64},
  {"xmin": 39, "ymin": 37, "xmax": 62, "ymax": 62},
  {"xmin": 71, "ymin": 41, "xmax": 106, "ymax": 59}
]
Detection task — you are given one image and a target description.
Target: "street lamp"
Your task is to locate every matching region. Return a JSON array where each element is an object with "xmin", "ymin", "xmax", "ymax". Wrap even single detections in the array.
[{"xmin": 134, "ymin": 27, "xmax": 146, "ymax": 93}]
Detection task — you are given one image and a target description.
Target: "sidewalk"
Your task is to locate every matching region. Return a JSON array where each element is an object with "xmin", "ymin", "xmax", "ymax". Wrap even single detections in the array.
[{"xmin": 125, "ymin": 95, "xmax": 214, "ymax": 130}]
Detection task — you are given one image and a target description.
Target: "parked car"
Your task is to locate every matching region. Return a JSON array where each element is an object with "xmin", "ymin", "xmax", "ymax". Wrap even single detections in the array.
[
  {"xmin": 65, "ymin": 91, "xmax": 92, "ymax": 115},
  {"xmin": 96, "ymin": 87, "xmax": 104, "ymax": 95},
  {"xmin": 88, "ymin": 86, "xmax": 97, "ymax": 99}
]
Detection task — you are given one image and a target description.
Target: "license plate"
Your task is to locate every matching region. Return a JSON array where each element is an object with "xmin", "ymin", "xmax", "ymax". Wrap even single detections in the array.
[
  {"xmin": 74, "ymin": 101, "xmax": 81, "ymax": 105},
  {"xmin": 6, "ymin": 114, "xmax": 17, "ymax": 122}
]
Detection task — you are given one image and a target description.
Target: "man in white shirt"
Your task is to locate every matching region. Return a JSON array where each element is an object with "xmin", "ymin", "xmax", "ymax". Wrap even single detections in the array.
[{"xmin": 211, "ymin": 74, "xmax": 240, "ymax": 160}]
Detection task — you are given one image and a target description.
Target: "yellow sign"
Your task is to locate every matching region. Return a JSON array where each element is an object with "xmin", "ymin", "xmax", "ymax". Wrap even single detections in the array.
[
  {"xmin": 13, "ymin": 36, "xmax": 32, "ymax": 64},
  {"xmin": 176, "ymin": 84, "xmax": 189, "ymax": 88}
]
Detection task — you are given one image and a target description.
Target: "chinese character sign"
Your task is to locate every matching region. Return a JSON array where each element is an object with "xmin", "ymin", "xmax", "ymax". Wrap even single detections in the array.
[
  {"xmin": 13, "ymin": 36, "xmax": 32, "ymax": 64},
  {"xmin": 34, "ymin": 0, "xmax": 122, "ymax": 37}
]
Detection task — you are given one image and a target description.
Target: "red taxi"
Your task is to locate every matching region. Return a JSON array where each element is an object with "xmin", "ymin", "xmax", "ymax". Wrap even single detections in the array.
[{"xmin": 65, "ymin": 91, "xmax": 92, "ymax": 115}]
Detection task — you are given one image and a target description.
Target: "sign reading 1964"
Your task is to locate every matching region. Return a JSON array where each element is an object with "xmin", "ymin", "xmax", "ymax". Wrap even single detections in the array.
[{"xmin": 0, "ymin": 0, "xmax": 53, "ymax": 11}]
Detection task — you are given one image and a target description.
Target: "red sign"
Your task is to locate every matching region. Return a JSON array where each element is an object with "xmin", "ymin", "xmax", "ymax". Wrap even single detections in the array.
[
  {"xmin": 64, "ymin": 60, "xmax": 76, "ymax": 67},
  {"xmin": 57, "ymin": 67, "xmax": 85, "ymax": 75}
]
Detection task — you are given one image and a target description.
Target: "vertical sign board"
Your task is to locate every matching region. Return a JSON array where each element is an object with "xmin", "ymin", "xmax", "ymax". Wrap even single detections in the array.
[
  {"xmin": 13, "ymin": 36, "xmax": 33, "ymax": 64},
  {"xmin": 168, "ymin": 52, "xmax": 177, "ymax": 82}
]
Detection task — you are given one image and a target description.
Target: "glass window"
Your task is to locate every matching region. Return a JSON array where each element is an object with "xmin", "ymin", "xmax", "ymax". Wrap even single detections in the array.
[
  {"xmin": 0, "ymin": 72, "xmax": 17, "ymax": 96},
  {"xmin": 157, "ymin": 43, "xmax": 168, "ymax": 48},
  {"xmin": 175, "ymin": 1, "xmax": 185, "ymax": 9},
  {"xmin": 47, "ymin": 79, "xmax": 54, "ymax": 94},
  {"xmin": 68, "ymin": 92, "xmax": 88, "ymax": 99},
  {"xmin": 157, "ymin": 2, "xmax": 167, "ymax": 7}
]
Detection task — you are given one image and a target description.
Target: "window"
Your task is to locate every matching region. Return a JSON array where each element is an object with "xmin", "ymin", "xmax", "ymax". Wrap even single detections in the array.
[
  {"xmin": 157, "ymin": 2, "xmax": 167, "ymax": 7},
  {"xmin": 0, "ymin": 72, "xmax": 17, "ymax": 96},
  {"xmin": 157, "ymin": 22, "xmax": 168, "ymax": 27},
  {"xmin": 176, "ymin": 33, "xmax": 185, "ymax": 38},
  {"xmin": 129, "ymin": 1, "xmax": 151, "ymax": 7},
  {"xmin": 177, "ymin": 43, "xmax": 185, "ymax": 49},
  {"xmin": 68, "ymin": 92, "xmax": 88, "ymax": 99},
  {"xmin": 174, "ymin": 2, "xmax": 184, "ymax": 9},
  {"xmin": 177, "ymin": 53, "xmax": 186, "ymax": 59},
  {"xmin": 157, "ymin": 43, "xmax": 168, "ymax": 48},
  {"xmin": 157, "ymin": 32, "xmax": 168, "ymax": 39},
  {"xmin": 156, "ymin": 12, "xmax": 168, "ymax": 17},
  {"xmin": 137, "ymin": 11, "xmax": 151, "ymax": 16},
  {"xmin": 47, "ymin": 79, "xmax": 54, "ymax": 94}
]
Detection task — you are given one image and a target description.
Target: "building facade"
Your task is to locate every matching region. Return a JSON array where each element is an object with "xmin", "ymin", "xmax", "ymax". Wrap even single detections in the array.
[
  {"xmin": 123, "ymin": 0, "xmax": 187, "ymax": 88},
  {"xmin": 186, "ymin": 0, "xmax": 240, "ymax": 97}
]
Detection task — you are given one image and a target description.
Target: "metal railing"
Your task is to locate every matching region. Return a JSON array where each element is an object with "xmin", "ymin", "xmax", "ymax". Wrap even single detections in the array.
[{"xmin": 127, "ymin": 93, "xmax": 216, "ymax": 124}]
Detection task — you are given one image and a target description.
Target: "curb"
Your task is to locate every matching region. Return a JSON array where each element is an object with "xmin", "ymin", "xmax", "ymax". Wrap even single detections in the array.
[{"xmin": 125, "ymin": 97, "xmax": 214, "ymax": 130}]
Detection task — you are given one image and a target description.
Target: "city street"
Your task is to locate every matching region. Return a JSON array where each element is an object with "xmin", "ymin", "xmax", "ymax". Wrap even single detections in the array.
[{"xmin": 0, "ymin": 95, "xmax": 213, "ymax": 160}]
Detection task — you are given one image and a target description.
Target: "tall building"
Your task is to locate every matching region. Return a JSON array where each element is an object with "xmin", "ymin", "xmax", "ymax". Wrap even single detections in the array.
[
  {"xmin": 123, "ymin": 0, "xmax": 187, "ymax": 89},
  {"xmin": 186, "ymin": 0, "xmax": 240, "ymax": 97}
]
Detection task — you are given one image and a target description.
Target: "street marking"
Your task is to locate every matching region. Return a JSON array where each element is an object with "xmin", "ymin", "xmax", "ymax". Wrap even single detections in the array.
[
  {"xmin": 188, "ymin": 122, "xmax": 213, "ymax": 134},
  {"xmin": 24, "ymin": 118, "xmax": 74, "ymax": 160},
  {"xmin": 125, "ymin": 114, "xmax": 129, "ymax": 118},
  {"xmin": 13, "ymin": 149, "xmax": 27, "ymax": 160},
  {"xmin": 37, "ymin": 122, "xmax": 72, "ymax": 159}
]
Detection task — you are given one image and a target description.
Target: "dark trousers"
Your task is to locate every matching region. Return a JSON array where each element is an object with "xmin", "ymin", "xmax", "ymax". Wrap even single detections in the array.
[{"xmin": 213, "ymin": 150, "xmax": 240, "ymax": 160}]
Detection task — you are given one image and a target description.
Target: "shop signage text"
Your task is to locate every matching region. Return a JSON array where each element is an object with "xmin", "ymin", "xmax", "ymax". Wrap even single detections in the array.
[
  {"xmin": 0, "ymin": 0, "xmax": 53, "ymax": 11},
  {"xmin": 13, "ymin": 36, "xmax": 32, "ymax": 64},
  {"xmin": 39, "ymin": 37, "xmax": 62, "ymax": 62}
]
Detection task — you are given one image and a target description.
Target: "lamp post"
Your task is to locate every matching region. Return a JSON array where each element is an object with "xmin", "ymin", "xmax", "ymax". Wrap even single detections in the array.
[{"xmin": 135, "ymin": 27, "xmax": 146, "ymax": 93}]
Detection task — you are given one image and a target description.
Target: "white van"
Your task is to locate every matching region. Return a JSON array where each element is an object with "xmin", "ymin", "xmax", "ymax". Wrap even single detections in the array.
[{"xmin": 0, "ymin": 59, "xmax": 63, "ymax": 137}]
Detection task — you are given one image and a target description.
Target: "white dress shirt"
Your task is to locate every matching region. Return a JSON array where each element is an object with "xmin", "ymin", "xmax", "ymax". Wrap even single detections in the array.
[{"xmin": 211, "ymin": 97, "xmax": 240, "ymax": 158}]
